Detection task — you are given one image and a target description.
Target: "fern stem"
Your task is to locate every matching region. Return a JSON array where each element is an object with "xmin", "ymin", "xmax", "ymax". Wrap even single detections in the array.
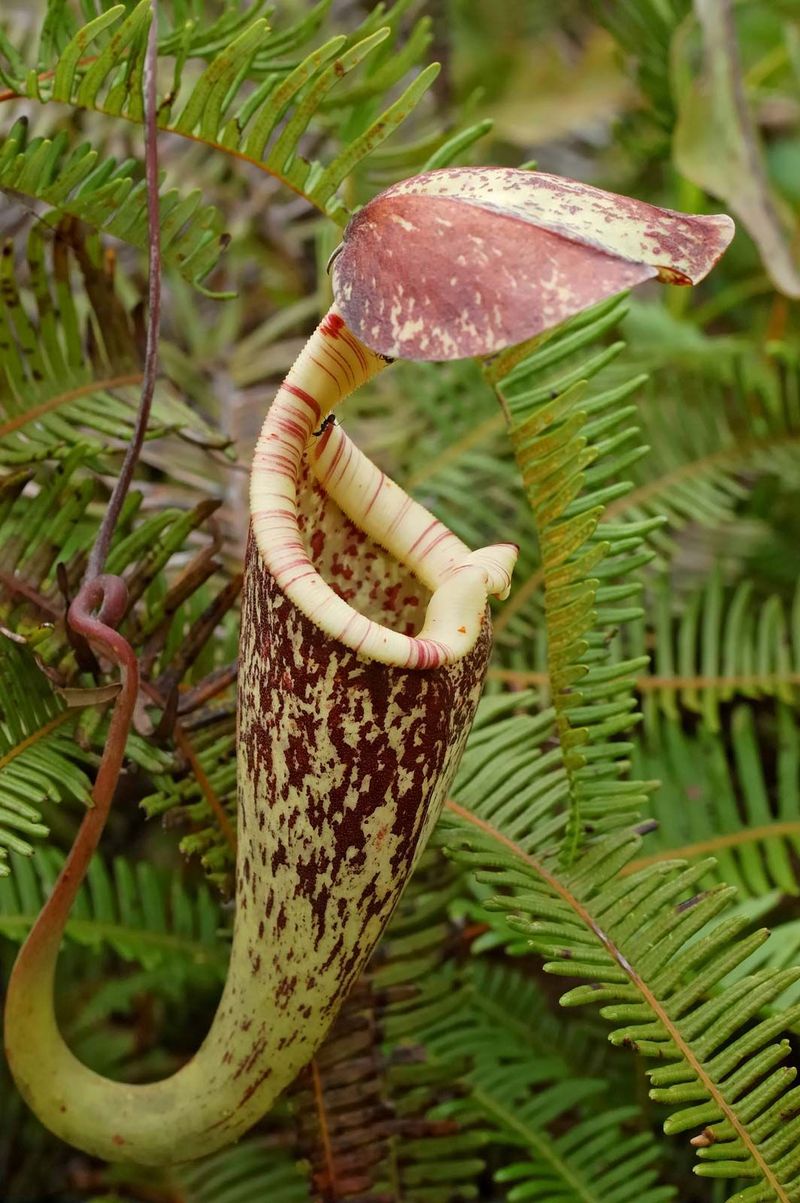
[
  {"xmin": 0, "ymin": 708, "xmax": 74, "ymax": 773},
  {"xmin": 5, "ymin": 574, "xmax": 138, "ymax": 1067},
  {"xmin": 0, "ymin": 372, "xmax": 143, "ymax": 440},
  {"xmin": 624, "ymin": 820, "xmax": 800, "ymax": 874},
  {"xmin": 173, "ymin": 722, "xmax": 237, "ymax": 857},
  {"xmin": 310, "ymin": 1055, "xmax": 339, "ymax": 1198}
]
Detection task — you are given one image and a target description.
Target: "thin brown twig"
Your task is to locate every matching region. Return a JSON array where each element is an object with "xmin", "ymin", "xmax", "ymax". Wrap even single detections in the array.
[
  {"xmin": 0, "ymin": 568, "xmax": 61, "ymax": 618},
  {"xmin": 139, "ymin": 675, "xmax": 237, "ymax": 857},
  {"xmin": 173, "ymin": 722, "xmax": 237, "ymax": 857},
  {"xmin": 310, "ymin": 1055, "xmax": 339, "ymax": 1201},
  {"xmin": 177, "ymin": 662, "xmax": 238, "ymax": 714},
  {"xmin": 84, "ymin": 2, "xmax": 161, "ymax": 582},
  {"xmin": 153, "ymin": 572, "xmax": 243, "ymax": 709}
]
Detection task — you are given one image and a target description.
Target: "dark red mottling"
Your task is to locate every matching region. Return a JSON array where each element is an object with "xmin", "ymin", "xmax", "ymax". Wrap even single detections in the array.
[
  {"xmin": 230, "ymin": 451, "xmax": 491, "ymax": 1112},
  {"xmin": 334, "ymin": 194, "xmax": 655, "ymax": 361},
  {"xmin": 281, "ymin": 381, "xmax": 321, "ymax": 421},
  {"xmin": 332, "ymin": 167, "xmax": 733, "ymax": 361},
  {"xmin": 376, "ymin": 168, "xmax": 733, "ymax": 283}
]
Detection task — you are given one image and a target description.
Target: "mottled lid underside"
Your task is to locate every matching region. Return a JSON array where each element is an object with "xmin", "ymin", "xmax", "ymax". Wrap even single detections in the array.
[{"xmin": 332, "ymin": 167, "xmax": 735, "ymax": 361}]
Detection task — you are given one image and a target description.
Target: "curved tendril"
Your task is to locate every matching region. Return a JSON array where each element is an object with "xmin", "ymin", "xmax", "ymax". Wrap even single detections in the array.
[
  {"xmin": 4, "ymin": 576, "xmax": 139, "ymax": 1106},
  {"xmin": 24, "ymin": 576, "xmax": 137, "ymax": 947},
  {"xmin": 250, "ymin": 305, "xmax": 518, "ymax": 669}
]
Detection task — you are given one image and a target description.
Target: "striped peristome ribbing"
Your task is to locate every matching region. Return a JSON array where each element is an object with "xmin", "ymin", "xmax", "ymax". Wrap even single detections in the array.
[
  {"xmin": 309, "ymin": 417, "xmax": 516, "ymax": 665},
  {"xmin": 250, "ymin": 304, "xmax": 518, "ymax": 668},
  {"xmin": 310, "ymin": 419, "xmax": 516, "ymax": 595}
]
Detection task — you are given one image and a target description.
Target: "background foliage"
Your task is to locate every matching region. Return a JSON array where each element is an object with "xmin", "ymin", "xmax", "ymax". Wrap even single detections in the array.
[{"xmin": 2, "ymin": 1, "xmax": 800, "ymax": 1201}]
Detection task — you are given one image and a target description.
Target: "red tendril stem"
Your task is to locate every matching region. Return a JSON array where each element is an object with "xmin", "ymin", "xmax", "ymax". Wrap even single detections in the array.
[
  {"xmin": 11, "ymin": 577, "xmax": 139, "ymax": 964},
  {"xmin": 84, "ymin": 0, "xmax": 161, "ymax": 584}
]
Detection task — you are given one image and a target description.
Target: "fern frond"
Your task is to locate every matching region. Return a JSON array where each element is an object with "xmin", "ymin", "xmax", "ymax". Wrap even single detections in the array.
[
  {"xmin": 156, "ymin": 0, "xmax": 273, "ymax": 62},
  {"xmin": 0, "ymin": 117, "xmax": 228, "ymax": 286},
  {"xmin": 0, "ymin": 222, "xmax": 227, "ymax": 464},
  {"xmin": 366, "ymin": 116, "xmax": 493, "ymax": 188},
  {"xmin": 489, "ymin": 568, "xmax": 800, "ymax": 725},
  {"xmin": 142, "ymin": 709, "xmax": 237, "ymax": 888},
  {"xmin": 424, "ymin": 959, "xmax": 616, "ymax": 1085},
  {"xmin": 603, "ymin": 307, "xmax": 800, "ymax": 556},
  {"xmin": 437, "ymin": 697, "xmax": 800, "ymax": 1202},
  {"xmin": 169, "ymin": 1141, "xmax": 310, "ymax": 1203},
  {"xmin": 0, "ymin": 634, "xmax": 92, "ymax": 875},
  {"xmin": 1, "ymin": 448, "xmax": 231, "ymax": 670},
  {"xmin": 0, "ymin": 846, "xmax": 227, "ymax": 976},
  {"xmin": 489, "ymin": 295, "xmax": 648, "ymax": 640},
  {"xmin": 415, "ymin": 955, "xmax": 670, "ymax": 1203},
  {"xmin": 628, "ymin": 705, "xmax": 800, "ymax": 897},
  {"xmin": 4, "ymin": 3, "xmax": 440, "ymax": 225},
  {"xmin": 441, "ymin": 1071, "xmax": 673, "ymax": 1203},
  {"xmin": 642, "ymin": 573, "xmax": 800, "ymax": 730},
  {"xmin": 721, "ymin": 916, "xmax": 800, "ymax": 1024},
  {"xmin": 486, "ymin": 295, "xmax": 657, "ymax": 861},
  {"xmin": 488, "ymin": 1104, "xmax": 675, "ymax": 1203},
  {"xmin": 493, "ymin": 303, "xmax": 800, "ymax": 634},
  {"xmin": 374, "ymin": 853, "xmax": 490, "ymax": 1202},
  {"xmin": 597, "ymin": 0, "xmax": 685, "ymax": 135}
]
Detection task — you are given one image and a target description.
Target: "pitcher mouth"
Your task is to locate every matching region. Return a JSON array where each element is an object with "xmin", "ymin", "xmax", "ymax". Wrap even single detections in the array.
[
  {"xmin": 250, "ymin": 307, "xmax": 518, "ymax": 671},
  {"xmin": 297, "ymin": 464, "xmax": 432, "ymax": 638},
  {"xmin": 258, "ymin": 431, "xmax": 518, "ymax": 670}
]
